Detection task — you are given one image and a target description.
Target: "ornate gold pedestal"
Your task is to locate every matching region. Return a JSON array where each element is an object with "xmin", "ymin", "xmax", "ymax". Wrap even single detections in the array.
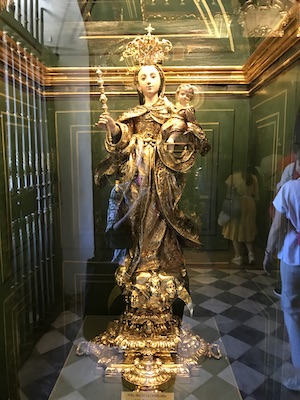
[{"xmin": 76, "ymin": 271, "xmax": 221, "ymax": 392}]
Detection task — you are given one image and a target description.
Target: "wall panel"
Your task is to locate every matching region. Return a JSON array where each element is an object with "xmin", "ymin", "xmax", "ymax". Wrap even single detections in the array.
[{"xmin": 250, "ymin": 63, "xmax": 300, "ymax": 247}]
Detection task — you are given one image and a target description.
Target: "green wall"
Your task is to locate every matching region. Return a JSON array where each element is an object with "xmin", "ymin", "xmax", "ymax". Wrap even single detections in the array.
[{"xmin": 249, "ymin": 62, "xmax": 300, "ymax": 247}]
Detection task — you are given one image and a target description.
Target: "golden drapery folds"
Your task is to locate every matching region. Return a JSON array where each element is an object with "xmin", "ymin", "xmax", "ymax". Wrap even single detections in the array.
[{"xmin": 98, "ymin": 95, "xmax": 210, "ymax": 284}]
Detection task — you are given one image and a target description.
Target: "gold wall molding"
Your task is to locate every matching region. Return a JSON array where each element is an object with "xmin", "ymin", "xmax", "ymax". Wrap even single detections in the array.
[
  {"xmin": 44, "ymin": 10, "xmax": 299, "ymax": 99},
  {"xmin": 44, "ymin": 65, "xmax": 248, "ymax": 98},
  {"xmin": 43, "ymin": 3, "xmax": 299, "ymax": 98},
  {"xmin": 244, "ymin": 4, "xmax": 300, "ymax": 95},
  {"xmin": 1, "ymin": 1, "xmax": 299, "ymax": 100}
]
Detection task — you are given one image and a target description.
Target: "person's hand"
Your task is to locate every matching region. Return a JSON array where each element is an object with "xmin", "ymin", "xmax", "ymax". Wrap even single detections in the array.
[{"xmin": 263, "ymin": 251, "xmax": 274, "ymax": 276}]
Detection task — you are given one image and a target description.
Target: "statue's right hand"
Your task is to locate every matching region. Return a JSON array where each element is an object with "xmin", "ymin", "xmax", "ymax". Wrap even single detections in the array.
[{"xmin": 96, "ymin": 115, "xmax": 118, "ymax": 134}]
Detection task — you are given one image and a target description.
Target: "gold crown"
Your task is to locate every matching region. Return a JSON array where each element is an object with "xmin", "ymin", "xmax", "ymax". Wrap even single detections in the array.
[{"xmin": 121, "ymin": 24, "xmax": 172, "ymax": 67}]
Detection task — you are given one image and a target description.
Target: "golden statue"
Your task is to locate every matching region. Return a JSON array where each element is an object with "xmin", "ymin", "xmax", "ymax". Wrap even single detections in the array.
[{"xmin": 77, "ymin": 25, "xmax": 220, "ymax": 392}]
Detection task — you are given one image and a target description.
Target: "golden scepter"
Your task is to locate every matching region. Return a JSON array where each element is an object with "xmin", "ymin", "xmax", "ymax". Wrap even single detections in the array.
[{"xmin": 95, "ymin": 68, "xmax": 111, "ymax": 141}]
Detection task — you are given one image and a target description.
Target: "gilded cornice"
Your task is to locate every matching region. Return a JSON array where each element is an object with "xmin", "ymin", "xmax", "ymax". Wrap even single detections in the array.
[
  {"xmin": 0, "ymin": 4, "xmax": 299, "ymax": 100},
  {"xmin": 244, "ymin": 1, "xmax": 300, "ymax": 94},
  {"xmin": 44, "ymin": 3, "xmax": 300, "ymax": 99}
]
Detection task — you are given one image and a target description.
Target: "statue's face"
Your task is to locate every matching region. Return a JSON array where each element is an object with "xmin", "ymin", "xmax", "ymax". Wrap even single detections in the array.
[
  {"xmin": 130, "ymin": 290, "xmax": 139, "ymax": 308},
  {"xmin": 166, "ymin": 280, "xmax": 176, "ymax": 297},
  {"xmin": 149, "ymin": 276, "xmax": 160, "ymax": 294},
  {"xmin": 176, "ymin": 88, "xmax": 193, "ymax": 107},
  {"xmin": 137, "ymin": 65, "xmax": 161, "ymax": 97}
]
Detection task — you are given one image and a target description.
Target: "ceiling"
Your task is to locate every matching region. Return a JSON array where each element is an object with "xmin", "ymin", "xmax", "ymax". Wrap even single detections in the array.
[
  {"xmin": 75, "ymin": 0, "xmax": 297, "ymax": 68},
  {"xmin": 39, "ymin": 0, "xmax": 299, "ymax": 97}
]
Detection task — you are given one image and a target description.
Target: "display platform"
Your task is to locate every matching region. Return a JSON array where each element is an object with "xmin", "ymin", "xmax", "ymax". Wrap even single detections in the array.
[{"xmin": 49, "ymin": 314, "xmax": 242, "ymax": 400}]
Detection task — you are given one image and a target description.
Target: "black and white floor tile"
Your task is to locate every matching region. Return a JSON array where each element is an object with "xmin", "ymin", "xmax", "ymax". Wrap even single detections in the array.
[{"xmin": 18, "ymin": 264, "xmax": 299, "ymax": 400}]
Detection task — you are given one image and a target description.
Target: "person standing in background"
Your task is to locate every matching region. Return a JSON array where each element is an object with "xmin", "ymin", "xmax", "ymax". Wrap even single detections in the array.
[
  {"xmin": 276, "ymin": 143, "xmax": 300, "ymax": 191},
  {"xmin": 271, "ymin": 143, "xmax": 300, "ymax": 297},
  {"xmin": 263, "ymin": 178, "xmax": 300, "ymax": 391},
  {"xmin": 222, "ymin": 166, "xmax": 259, "ymax": 266}
]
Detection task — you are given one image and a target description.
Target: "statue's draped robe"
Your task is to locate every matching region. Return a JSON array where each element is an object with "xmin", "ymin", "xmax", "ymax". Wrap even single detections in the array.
[{"xmin": 96, "ymin": 96, "xmax": 210, "ymax": 277}]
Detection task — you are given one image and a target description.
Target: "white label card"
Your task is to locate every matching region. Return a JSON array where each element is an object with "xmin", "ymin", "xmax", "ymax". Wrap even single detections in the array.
[{"xmin": 121, "ymin": 392, "xmax": 174, "ymax": 400}]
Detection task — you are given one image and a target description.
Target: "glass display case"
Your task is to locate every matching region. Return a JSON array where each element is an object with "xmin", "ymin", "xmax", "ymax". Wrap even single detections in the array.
[{"xmin": 0, "ymin": 1, "xmax": 299, "ymax": 399}]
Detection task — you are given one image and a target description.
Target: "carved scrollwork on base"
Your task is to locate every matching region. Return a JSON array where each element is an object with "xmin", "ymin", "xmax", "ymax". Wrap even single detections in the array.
[{"xmin": 76, "ymin": 271, "xmax": 221, "ymax": 392}]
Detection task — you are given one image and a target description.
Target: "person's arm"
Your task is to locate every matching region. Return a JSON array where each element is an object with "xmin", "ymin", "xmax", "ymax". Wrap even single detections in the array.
[
  {"xmin": 276, "ymin": 163, "xmax": 294, "ymax": 192},
  {"xmin": 263, "ymin": 209, "xmax": 287, "ymax": 275}
]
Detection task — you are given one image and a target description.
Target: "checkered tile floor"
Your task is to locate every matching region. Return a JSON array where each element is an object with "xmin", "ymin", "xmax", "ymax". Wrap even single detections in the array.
[{"xmin": 18, "ymin": 266, "xmax": 299, "ymax": 400}]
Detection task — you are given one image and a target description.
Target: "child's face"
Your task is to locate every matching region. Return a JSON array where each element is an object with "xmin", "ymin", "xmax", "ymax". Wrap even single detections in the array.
[{"xmin": 177, "ymin": 88, "xmax": 193, "ymax": 106}]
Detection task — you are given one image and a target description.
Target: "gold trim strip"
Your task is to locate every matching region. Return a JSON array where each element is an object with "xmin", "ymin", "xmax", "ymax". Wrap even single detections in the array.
[
  {"xmin": 45, "ymin": 90, "xmax": 250, "ymax": 98},
  {"xmin": 1, "ymin": 11, "xmax": 299, "ymax": 100}
]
